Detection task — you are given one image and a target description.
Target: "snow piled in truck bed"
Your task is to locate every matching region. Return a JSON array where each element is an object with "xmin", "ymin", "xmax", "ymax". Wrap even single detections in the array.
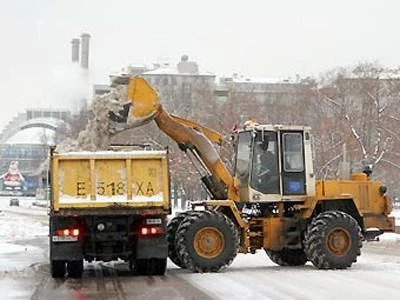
[
  {"xmin": 58, "ymin": 192, "xmax": 164, "ymax": 203},
  {"xmin": 57, "ymin": 150, "xmax": 167, "ymax": 158}
]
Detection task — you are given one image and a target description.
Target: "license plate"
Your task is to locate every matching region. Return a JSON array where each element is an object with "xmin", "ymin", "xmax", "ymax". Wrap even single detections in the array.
[
  {"xmin": 146, "ymin": 218, "xmax": 162, "ymax": 225},
  {"xmin": 52, "ymin": 236, "xmax": 78, "ymax": 242}
]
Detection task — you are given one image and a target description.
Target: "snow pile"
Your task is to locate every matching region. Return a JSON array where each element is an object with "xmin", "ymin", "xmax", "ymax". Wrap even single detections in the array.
[
  {"xmin": 379, "ymin": 233, "xmax": 400, "ymax": 243},
  {"xmin": 390, "ymin": 208, "xmax": 400, "ymax": 223},
  {"xmin": 57, "ymin": 84, "xmax": 130, "ymax": 151},
  {"xmin": 0, "ymin": 199, "xmax": 48, "ymax": 276}
]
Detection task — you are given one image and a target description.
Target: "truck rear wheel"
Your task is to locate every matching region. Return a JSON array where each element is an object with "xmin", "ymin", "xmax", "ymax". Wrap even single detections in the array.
[
  {"xmin": 304, "ymin": 210, "xmax": 362, "ymax": 269},
  {"xmin": 167, "ymin": 212, "xmax": 189, "ymax": 268},
  {"xmin": 175, "ymin": 210, "xmax": 239, "ymax": 273},
  {"xmin": 265, "ymin": 248, "xmax": 307, "ymax": 266},
  {"xmin": 51, "ymin": 260, "xmax": 66, "ymax": 278},
  {"xmin": 67, "ymin": 260, "xmax": 83, "ymax": 278},
  {"xmin": 135, "ymin": 258, "xmax": 167, "ymax": 276}
]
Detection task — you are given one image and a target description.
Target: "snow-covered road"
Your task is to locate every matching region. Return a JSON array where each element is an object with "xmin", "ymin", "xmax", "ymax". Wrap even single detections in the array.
[
  {"xmin": 173, "ymin": 244, "xmax": 400, "ymax": 300},
  {"xmin": 0, "ymin": 197, "xmax": 399, "ymax": 300},
  {"xmin": 0, "ymin": 198, "xmax": 48, "ymax": 299}
]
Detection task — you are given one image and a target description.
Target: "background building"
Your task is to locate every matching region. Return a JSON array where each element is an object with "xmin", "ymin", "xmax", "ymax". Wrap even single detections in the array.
[
  {"xmin": 0, "ymin": 33, "xmax": 91, "ymax": 196},
  {"xmin": 0, "ymin": 110, "xmax": 68, "ymax": 195}
]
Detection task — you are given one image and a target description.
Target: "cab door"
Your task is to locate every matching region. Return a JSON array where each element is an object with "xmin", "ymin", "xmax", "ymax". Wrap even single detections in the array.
[{"xmin": 280, "ymin": 132, "xmax": 306, "ymax": 195}]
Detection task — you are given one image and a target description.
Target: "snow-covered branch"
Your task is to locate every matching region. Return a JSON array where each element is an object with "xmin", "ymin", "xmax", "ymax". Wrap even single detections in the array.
[{"xmin": 316, "ymin": 153, "xmax": 342, "ymax": 179}]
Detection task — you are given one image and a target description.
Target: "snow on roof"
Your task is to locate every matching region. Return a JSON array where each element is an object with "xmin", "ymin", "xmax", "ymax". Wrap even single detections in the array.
[
  {"xmin": 143, "ymin": 66, "xmax": 215, "ymax": 76},
  {"xmin": 20, "ymin": 117, "xmax": 63, "ymax": 130},
  {"xmin": 345, "ymin": 72, "xmax": 400, "ymax": 80},
  {"xmin": 219, "ymin": 75, "xmax": 297, "ymax": 84},
  {"xmin": 5, "ymin": 127, "xmax": 56, "ymax": 145}
]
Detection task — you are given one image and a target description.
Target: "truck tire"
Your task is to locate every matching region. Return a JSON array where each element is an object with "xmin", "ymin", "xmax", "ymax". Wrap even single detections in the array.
[
  {"xmin": 265, "ymin": 248, "xmax": 307, "ymax": 266},
  {"xmin": 51, "ymin": 260, "xmax": 66, "ymax": 278},
  {"xmin": 135, "ymin": 258, "xmax": 167, "ymax": 276},
  {"xmin": 304, "ymin": 210, "xmax": 362, "ymax": 269},
  {"xmin": 167, "ymin": 212, "xmax": 189, "ymax": 268},
  {"xmin": 175, "ymin": 210, "xmax": 239, "ymax": 273},
  {"xmin": 67, "ymin": 260, "xmax": 83, "ymax": 278}
]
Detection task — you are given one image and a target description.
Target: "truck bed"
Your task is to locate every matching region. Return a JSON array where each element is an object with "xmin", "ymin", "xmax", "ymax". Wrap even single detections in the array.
[{"xmin": 50, "ymin": 150, "xmax": 170, "ymax": 212}]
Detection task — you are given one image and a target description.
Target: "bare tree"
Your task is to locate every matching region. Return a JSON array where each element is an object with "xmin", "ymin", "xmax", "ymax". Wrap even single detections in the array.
[{"xmin": 315, "ymin": 62, "xmax": 400, "ymax": 195}]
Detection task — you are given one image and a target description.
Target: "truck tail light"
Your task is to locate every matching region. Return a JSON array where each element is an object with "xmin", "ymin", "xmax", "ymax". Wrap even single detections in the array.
[
  {"xmin": 140, "ymin": 226, "xmax": 164, "ymax": 236},
  {"xmin": 56, "ymin": 228, "xmax": 80, "ymax": 237},
  {"xmin": 52, "ymin": 228, "xmax": 80, "ymax": 242}
]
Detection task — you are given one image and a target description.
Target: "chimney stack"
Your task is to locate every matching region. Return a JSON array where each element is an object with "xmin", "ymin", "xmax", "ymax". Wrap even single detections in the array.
[
  {"xmin": 80, "ymin": 33, "xmax": 90, "ymax": 69},
  {"xmin": 71, "ymin": 38, "xmax": 80, "ymax": 63}
]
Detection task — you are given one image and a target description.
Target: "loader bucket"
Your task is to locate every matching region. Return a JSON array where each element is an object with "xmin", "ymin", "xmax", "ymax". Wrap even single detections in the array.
[
  {"xmin": 127, "ymin": 77, "xmax": 161, "ymax": 125},
  {"xmin": 108, "ymin": 77, "xmax": 161, "ymax": 131}
]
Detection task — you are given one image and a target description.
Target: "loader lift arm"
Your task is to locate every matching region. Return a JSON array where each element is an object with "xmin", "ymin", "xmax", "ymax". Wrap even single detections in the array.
[{"xmin": 123, "ymin": 77, "xmax": 237, "ymax": 200}]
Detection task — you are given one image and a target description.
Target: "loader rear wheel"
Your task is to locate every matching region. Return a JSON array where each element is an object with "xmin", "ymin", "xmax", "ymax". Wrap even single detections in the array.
[
  {"xmin": 167, "ymin": 212, "xmax": 189, "ymax": 268},
  {"xmin": 265, "ymin": 248, "xmax": 307, "ymax": 266},
  {"xmin": 304, "ymin": 210, "xmax": 362, "ymax": 269},
  {"xmin": 175, "ymin": 210, "xmax": 239, "ymax": 273}
]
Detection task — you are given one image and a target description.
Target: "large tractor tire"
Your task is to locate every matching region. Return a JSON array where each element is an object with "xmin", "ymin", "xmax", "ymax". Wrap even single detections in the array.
[
  {"xmin": 175, "ymin": 210, "xmax": 239, "ymax": 273},
  {"xmin": 135, "ymin": 258, "xmax": 167, "ymax": 276},
  {"xmin": 265, "ymin": 248, "xmax": 308, "ymax": 266},
  {"xmin": 167, "ymin": 212, "xmax": 190, "ymax": 268},
  {"xmin": 304, "ymin": 210, "xmax": 362, "ymax": 269}
]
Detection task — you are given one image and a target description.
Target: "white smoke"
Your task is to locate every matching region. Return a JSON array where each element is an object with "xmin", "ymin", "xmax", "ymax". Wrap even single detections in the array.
[
  {"xmin": 57, "ymin": 84, "xmax": 129, "ymax": 152},
  {"xmin": 44, "ymin": 63, "xmax": 90, "ymax": 113}
]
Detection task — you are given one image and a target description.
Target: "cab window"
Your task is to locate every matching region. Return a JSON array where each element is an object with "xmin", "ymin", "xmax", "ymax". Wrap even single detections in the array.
[{"xmin": 283, "ymin": 133, "xmax": 304, "ymax": 172}]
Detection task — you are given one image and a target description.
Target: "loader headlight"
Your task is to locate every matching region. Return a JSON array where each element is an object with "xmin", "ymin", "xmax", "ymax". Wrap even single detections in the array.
[{"xmin": 97, "ymin": 223, "xmax": 105, "ymax": 232}]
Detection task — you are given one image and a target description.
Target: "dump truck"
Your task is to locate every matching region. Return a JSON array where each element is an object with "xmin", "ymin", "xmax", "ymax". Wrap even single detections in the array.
[
  {"xmin": 49, "ymin": 148, "xmax": 171, "ymax": 278},
  {"xmin": 108, "ymin": 77, "xmax": 395, "ymax": 272}
]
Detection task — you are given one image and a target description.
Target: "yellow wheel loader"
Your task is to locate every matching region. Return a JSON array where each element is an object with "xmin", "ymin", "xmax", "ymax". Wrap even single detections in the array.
[{"xmin": 109, "ymin": 77, "xmax": 395, "ymax": 272}]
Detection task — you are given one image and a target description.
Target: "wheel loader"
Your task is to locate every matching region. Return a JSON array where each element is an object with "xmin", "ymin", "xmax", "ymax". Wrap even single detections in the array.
[{"xmin": 109, "ymin": 77, "xmax": 395, "ymax": 272}]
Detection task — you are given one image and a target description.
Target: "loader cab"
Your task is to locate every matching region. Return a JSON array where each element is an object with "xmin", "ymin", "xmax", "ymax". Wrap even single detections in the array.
[{"xmin": 234, "ymin": 125, "xmax": 315, "ymax": 202}]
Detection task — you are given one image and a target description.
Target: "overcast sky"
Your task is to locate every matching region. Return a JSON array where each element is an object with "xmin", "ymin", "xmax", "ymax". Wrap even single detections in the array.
[{"xmin": 1, "ymin": 0, "xmax": 399, "ymax": 132}]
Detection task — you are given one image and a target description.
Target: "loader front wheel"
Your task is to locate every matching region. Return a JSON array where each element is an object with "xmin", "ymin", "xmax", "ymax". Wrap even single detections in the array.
[
  {"xmin": 167, "ymin": 212, "xmax": 189, "ymax": 268},
  {"xmin": 304, "ymin": 210, "xmax": 362, "ymax": 269},
  {"xmin": 176, "ymin": 210, "xmax": 239, "ymax": 273},
  {"xmin": 265, "ymin": 248, "xmax": 307, "ymax": 266}
]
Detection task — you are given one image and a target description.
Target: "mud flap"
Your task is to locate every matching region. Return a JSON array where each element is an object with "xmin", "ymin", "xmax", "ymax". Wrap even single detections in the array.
[
  {"xmin": 136, "ymin": 235, "xmax": 168, "ymax": 259},
  {"xmin": 50, "ymin": 242, "xmax": 83, "ymax": 261}
]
